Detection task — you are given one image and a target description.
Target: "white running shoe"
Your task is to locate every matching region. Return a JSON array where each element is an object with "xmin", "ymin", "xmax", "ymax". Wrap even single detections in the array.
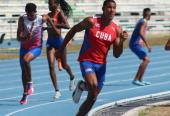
[
  {"xmin": 54, "ymin": 91, "xmax": 61, "ymax": 100},
  {"xmin": 69, "ymin": 78, "xmax": 76, "ymax": 91},
  {"xmin": 132, "ymin": 80, "xmax": 145, "ymax": 86},
  {"xmin": 72, "ymin": 80, "xmax": 84, "ymax": 104},
  {"xmin": 141, "ymin": 81, "xmax": 151, "ymax": 85}
]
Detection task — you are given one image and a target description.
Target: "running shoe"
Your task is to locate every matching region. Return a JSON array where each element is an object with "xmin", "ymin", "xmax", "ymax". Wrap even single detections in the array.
[
  {"xmin": 141, "ymin": 81, "xmax": 151, "ymax": 85},
  {"xmin": 26, "ymin": 82, "xmax": 34, "ymax": 95},
  {"xmin": 132, "ymin": 80, "xmax": 145, "ymax": 86},
  {"xmin": 69, "ymin": 78, "xmax": 76, "ymax": 91},
  {"xmin": 72, "ymin": 80, "xmax": 84, "ymax": 104},
  {"xmin": 20, "ymin": 93, "xmax": 28, "ymax": 105},
  {"xmin": 54, "ymin": 91, "xmax": 61, "ymax": 100}
]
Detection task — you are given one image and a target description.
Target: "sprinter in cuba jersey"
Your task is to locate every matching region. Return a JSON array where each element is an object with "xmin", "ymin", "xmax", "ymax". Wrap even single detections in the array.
[
  {"xmin": 78, "ymin": 15, "xmax": 118, "ymax": 64},
  {"xmin": 56, "ymin": 0, "xmax": 128, "ymax": 115}
]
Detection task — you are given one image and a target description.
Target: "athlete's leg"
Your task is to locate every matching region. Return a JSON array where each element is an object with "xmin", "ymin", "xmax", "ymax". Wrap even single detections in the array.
[
  {"xmin": 20, "ymin": 52, "xmax": 34, "ymax": 104},
  {"xmin": 76, "ymin": 73, "xmax": 101, "ymax": 116},
  {"xmin": 47, "ymin": 47, "xmax": 59, "ymax": 92},
  {"xmin": 134, "ymin": 56, "xmax": 150, "ymax": 81},
  {"xmin": 59, "ymin": 48, "xmax": 75, "ymax": 91},
  {"xmin": 130, "ymin": 45, "xmax": 150, "ymax": 82},
  {"xmin": 54, "ymin": 37, "xmax": 74, "ymax": 80},
  {"xmin": 75, "ymin": 61, "xmax": 105, "ymax": 116},
  {"xmin": 57, "ymin": 58, "xmax": 63, "ymax": 71},
  {"xmin": 60, "ymin": 48, "xmax": 74, "ymax": 80},
  {"xmin": 20, "ymin": 47, "xmax": 41, "ymax": 104},
  {"xmin": 22, "ymin": 52, "xmax": 34, "ymax": 82},
  {"xmin": 22, "ymin": 47, "xmax": 41, "ymax": 83},
  {"xmin": 20, "ymin": 58, "xmax": 27, "ymax": 93},
  {"xmin": 55, "ymin": 48, "xmax": 62, "ymax": 71}
]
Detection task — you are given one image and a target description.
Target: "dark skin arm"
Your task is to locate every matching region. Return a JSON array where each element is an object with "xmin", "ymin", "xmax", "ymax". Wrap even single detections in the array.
[
  {"xmin": 140, "ymin": 22, "xmax": 151, "ymax": 52},
  {"xmin": 17, "ymin": 15, "xmax": 60, "ymax": 41},
  {"xmin": 165, "ymin": 38, "xmax": 170, "ymax": 50},
  {"xmin": 56, "ymin": 12, "xmax": 70, "ymax": 29},
  {"xmin": 43, "ymin": 12, "xmax": 70, "ymax": 30},
  {"xmin": 57, "ymin": 17, "xmax": 94, "ymax": 56},
  {"xmin": 42, "ymin": 14, "xmax": 60, "ymax": 35},
  {"xmin": 17, "ymin": 16, "xmax": 31, "ymax": 41},
  {"xmin": 113, "ymin": 27, "xmax": 128, "ymax": 58}
]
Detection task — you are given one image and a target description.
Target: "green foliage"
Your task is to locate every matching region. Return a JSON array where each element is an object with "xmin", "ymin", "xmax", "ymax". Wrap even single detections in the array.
[{"xmin": 138, "ymin": 108, "xmax": 150, "ymax": 116}]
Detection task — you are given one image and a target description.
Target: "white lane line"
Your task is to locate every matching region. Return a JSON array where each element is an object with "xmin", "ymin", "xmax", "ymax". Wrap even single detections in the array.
[
  {"xmin": 1, "ymin": 71, "xmax": 170, "ymax": 100},
  {"xmin": 0, "ymin": 88, "xmax": 67, "ymax": 101},
  {"xmin": 1, "ymin": 71, "xmax": 169, "ymax": 101},
  {"xmin": 1, "ymin": 54, "xmax": 170, "ymax": 80},
  {"xmin": 4, "ymin": 80, "xmax": 170, "ymax": 116},
  {"xmin": 0, "ymin": 48, "xmax": 165, "ymax": 66},
  {"xmin": 0, "ymin": 64, "xmax": 169, "ymax": 92},
  {"xmin": 5, "ymin": 98, "xmax": 72, "ymax": 116},
  {"xmin": 1, "ymin": 64, "xmax": 170, "ymax": 92},
  {"xmin": 0, "ymin": 46, "xmax": 166, "ymax": 65},
  {"xmin": 0, "ymin": 80, "xmax": 69, "ymax": 92},
  {"xmin": 1, "ymin": 56, "xmax": 170, "ymax": 85},
  {"xmin": 105, "ymin": 72, "xmax": 170, "ymax": 85},
  {"xmin": 101, "ymin": 81, "xmax": 170, "ymax": 96},
  {"xmin": 0, "ymin": 53, "xmax": 170, "ymax": 78},
  {"xmin": 0, "ymin": 49, "xmax": 169, "ymax": 71},
  {"xmin": 1, "ymin": 51, "xmax": 169, "ymax": 72}
]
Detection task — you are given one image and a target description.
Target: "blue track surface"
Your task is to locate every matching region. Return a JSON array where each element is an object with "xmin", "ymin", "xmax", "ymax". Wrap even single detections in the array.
[{"xmin": 0, "ymin": 46, "xmax": 170, "ymax": 116}]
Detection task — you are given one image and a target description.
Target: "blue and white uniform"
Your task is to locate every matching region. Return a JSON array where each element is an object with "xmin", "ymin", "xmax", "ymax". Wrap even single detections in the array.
[{"xmin": 20, "ymin": 15, "xmax": 44, "ymax": 65}]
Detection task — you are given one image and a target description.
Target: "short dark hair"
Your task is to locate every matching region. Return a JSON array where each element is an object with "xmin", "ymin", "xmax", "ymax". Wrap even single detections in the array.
[
  {"xmin": 103, "ymin": 0, "xmax": 116, "ymax": 7},
  {"xmin": 25, "ymin": 3, "xmax": 37, "ymax": 12},
  {"xmin": 143, "ymin": 8, "xmax": 151, "ymax": 16}
]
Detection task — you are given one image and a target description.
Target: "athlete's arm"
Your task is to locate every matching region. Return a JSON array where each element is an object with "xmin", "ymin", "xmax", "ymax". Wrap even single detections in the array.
[
  {"xmin": 58, "ymin": 17, "xmax": 94, "ymax": 54},
  {"xmin": 55, "ymin": 12, "xmax": 70, "ymax": 29},
  {"xmin": 113, "ymin": 27, "xmax": 128, "ymax": 58},
  {"xmin": 17, "ymin": 16, "xmax": 26, "ymax": 41},
  {"xmin": 165, "ymin": 38, "xmax": 170, "ymax": 50},
  {"xmin": 140, "ymin": 22, "xmax": 151, "ymax": 52},
  {"xmin": 42, "ymin": 14, "xmax": 60, "ymax": 35}
]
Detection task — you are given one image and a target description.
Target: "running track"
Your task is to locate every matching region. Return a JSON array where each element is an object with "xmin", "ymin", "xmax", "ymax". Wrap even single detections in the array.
[{"xmin": 1, "ymin": 46, "xmax": 170, "ymax": 116}]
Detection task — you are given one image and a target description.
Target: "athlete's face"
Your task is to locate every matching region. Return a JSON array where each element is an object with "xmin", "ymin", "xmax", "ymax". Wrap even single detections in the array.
[
  {"xmin": 102, "ymin": 1, "xmax": 116, "ymax": 20},
  {"xmin": 49, "ymin": 4, "xmax": 58, "ymax": 12},
  {"xmin": 147, "ymin": 12, "xmax": 151, "ymax": 20},
  {"xmin": 26, "ymin": 11, "xmax": 36, "ymax": 21}
]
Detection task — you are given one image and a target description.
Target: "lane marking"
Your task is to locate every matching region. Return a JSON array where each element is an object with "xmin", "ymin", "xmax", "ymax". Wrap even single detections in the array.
[
  {"xmin": 5, "ymin": 80, "xmax": 170, "ymax": 116},
  {"xmin": 1, "ymin": 57, "xmax": 170, "ymax": 85},
  {"xmin": 1, "ymin": 65, "xmax": 170, "ymax": 92}
]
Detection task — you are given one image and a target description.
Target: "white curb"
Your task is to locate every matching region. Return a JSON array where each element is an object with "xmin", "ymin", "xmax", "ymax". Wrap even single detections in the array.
[{"xmin": 88, "ymin": 91, "xmax": 170, "ymax": 116}]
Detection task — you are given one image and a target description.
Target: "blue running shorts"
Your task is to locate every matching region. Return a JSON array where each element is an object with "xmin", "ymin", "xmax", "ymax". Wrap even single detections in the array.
[
  {"xmin": 130, "ymin": 44, "xmax": 147, "ymax": 59},
  {"xmin": 46, "ymin": 36, "xmax": 63, "ymax": 49},
  {"xmin": 80, "ymin": 61, "xmax": 106, "ymax": 89},
  {"xmin": 20, "ymin": 47, "xmax": 42, "ymax": 66}
]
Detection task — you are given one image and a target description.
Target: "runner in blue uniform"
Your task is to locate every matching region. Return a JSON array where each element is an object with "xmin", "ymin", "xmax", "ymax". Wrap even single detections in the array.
[{"xmin": 129, "ymin": 8, "xmax": 152, "ymax": 86}]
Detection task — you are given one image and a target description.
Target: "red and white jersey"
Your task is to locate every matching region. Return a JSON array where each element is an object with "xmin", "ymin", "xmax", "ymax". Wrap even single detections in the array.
[
  {"xmin": 47, "ymin": 11, "xmax": 61, "ymax": 26},
  {"xmin": 21, "ymin": 15, "xmax": 43, "ymax": 49},
  {"xmin": 78, "ymin": 15, "xmax": 118, "ymax": 64}
]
